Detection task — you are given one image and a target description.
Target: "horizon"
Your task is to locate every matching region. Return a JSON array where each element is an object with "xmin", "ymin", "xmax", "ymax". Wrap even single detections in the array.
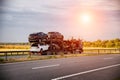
[
  {"xmin": 0, "ymin": 38, "xmax": 119, "ymax": 43},
  {"xmin": 0, "ymin": 0, "xmax": 120, "ymax": 42}
]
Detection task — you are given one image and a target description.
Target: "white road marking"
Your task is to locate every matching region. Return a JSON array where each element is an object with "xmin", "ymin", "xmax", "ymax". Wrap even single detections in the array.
[
  {"xmin": 51, "ymin": 64, "xmax": 120, "ymax": 80},
  {"xmin": 32, "ymin": 64, "xmax": 60, "ymax": 69},
  {"xmin": 104, "ymin": 57, "xmax": 113, "ymax": 60}
]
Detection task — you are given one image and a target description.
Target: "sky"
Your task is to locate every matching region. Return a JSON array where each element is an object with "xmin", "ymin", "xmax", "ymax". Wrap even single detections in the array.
[{"xmin": 0, "ymin": 0, "xmax": 120, "ymax": 42}]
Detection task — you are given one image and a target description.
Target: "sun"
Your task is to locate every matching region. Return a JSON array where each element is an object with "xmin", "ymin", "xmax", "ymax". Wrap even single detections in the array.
[
  {"xmin": 79, "ymin": 13, "xmax": 92, "ymax": 24},
  {"xmin": 81, "ymin": 14, "xmax": 91, "ymax": 23}
]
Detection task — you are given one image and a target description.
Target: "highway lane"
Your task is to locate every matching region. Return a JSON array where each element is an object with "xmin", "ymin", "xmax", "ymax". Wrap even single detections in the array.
[{"xmin": 0, "ymin": 54, "xmax": 120, "ymax": 80}]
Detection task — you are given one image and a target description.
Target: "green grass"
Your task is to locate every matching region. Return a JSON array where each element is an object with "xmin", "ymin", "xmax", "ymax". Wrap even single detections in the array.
[
  {"xmin": 0, "ymin": 58, "xmax": 4, "ymax": 63},
  {"xmin": 0, "ymin": 52, "xmax": 120, "ymax": 63}
]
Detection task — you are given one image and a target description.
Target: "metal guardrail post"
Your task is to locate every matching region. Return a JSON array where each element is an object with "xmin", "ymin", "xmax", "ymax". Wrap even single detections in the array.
[
  {"xmin": 98, "ymin": 49, "xmax": 99, "ymax": 54},
  {"xmin": 29, "ymin": 52, "xmax": 31, "ymax": 58},
  {"xmin": 116, "ymin": 49, "xmax": 117, "ymax": 53},
  {"xmin": 104, "ymin": 49, "xmax": 106, "ymax": 53},
  {"xmin": 110, "ymin": 49, "xmax": 111, "ymax": 54},
  {"xmin": 23, "ymin": 52, "xmax": 24, "ymax": 55},
  {"xmin": 17, "ymin": 52, "xmax": 18, "ymax": 55},
  {"xmin": 5, "ymin": 52, "xmax": 8, "ymax": 61}
]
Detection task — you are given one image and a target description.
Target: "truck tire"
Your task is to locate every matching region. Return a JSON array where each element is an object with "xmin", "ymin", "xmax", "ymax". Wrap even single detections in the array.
[
  {"xmin": 40, "ymin": 48, "xmax": 43, "ymax": 55},
  {"xmin": 46, "ymin": 51, "xmax": 52, "ymax": 55}
]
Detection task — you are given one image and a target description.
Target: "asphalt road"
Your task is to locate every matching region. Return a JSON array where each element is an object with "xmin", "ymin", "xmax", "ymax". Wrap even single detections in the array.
[{"xmin": 0, "ymin": 54, "xmax": 120, "ymax": 80}]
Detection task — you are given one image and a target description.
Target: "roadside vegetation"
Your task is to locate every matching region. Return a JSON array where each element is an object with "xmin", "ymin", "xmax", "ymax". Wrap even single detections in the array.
[
  {"xmin": 0, "ymin": 52, "xmax": 120, "ymax": 63},
  {"xmin": 84, "ymin": 38, "xmax": 120, "ymax": 48},
  {"xmin": 0, "ymin": 38, "xmax": 119, "ymax": 51},
  {"xmin": 0, "ymin": 43, "xmax": 30, "ymax": 51}
]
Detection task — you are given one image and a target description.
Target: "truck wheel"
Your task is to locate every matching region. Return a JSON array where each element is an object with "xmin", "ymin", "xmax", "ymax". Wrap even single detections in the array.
[
  {"xmin": 64, "ymin": 50, "xmax": 68, "ymax": 54},
  {"xmin": 40, "ymin": 48, "xmax": 43, "ymax": 55},
  {"xmin": 79, "ymin": 50, "xmax": 82, "ymax": 54},
  {"xmin": 46, "ymin": 51, "xmax": 52, "ymax": 55}
]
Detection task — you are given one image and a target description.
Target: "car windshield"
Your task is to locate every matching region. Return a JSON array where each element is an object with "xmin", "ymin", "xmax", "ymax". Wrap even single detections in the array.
[
  {"xmin": 31, "ymin": 44, "xmax": 38, "ymax": 47},
  {"xmin": 30, "ymin": 34, "xmax": 37, "ymax": 36}
]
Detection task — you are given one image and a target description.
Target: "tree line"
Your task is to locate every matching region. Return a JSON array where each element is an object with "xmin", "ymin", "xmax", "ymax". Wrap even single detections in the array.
[
  {"xmin": 0, "ymin": 38, "xmax": 120, "ymax": 49},
  {"xmin": 0, "ymin": 43, "xmax": 29, "ymax": 45},
  {"xmin": 83, "ymin": 38, "xmax": 120, "ymax": 48}
]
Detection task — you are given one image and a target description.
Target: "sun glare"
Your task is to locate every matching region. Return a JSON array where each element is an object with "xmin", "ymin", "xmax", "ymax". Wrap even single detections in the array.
[{"xmin": 79, "ymin": 13, "xmax": 92, "ymax": 25}]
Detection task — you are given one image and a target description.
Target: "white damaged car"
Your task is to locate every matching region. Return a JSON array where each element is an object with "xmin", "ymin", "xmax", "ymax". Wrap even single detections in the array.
[{"xmin": 30, "ymin": 43, "xmax": 49, "ymax": 55}]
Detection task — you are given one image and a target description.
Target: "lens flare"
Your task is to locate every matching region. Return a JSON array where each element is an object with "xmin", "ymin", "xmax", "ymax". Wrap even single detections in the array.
[{"xmin": 80, "ymin": 13, "xmax": 92, "ymax": 24}]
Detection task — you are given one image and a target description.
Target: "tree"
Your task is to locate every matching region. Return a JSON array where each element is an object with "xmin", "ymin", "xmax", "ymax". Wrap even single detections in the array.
[{"xmin": 83, "ymin": 38, "xmax": 120, "ymax": 48}]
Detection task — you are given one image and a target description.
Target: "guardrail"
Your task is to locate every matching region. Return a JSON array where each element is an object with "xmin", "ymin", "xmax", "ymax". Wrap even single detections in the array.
[
  {"xmin": 0, "ymin": 49, "xmax": 120, "ymax": 61},
  {"xmin": 0, "ymin": 50, "xmax": 30, "ymax": 61},
  {"xmin": 83, "ymin": 48, "xmax": 120, "ymax": 54}
]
